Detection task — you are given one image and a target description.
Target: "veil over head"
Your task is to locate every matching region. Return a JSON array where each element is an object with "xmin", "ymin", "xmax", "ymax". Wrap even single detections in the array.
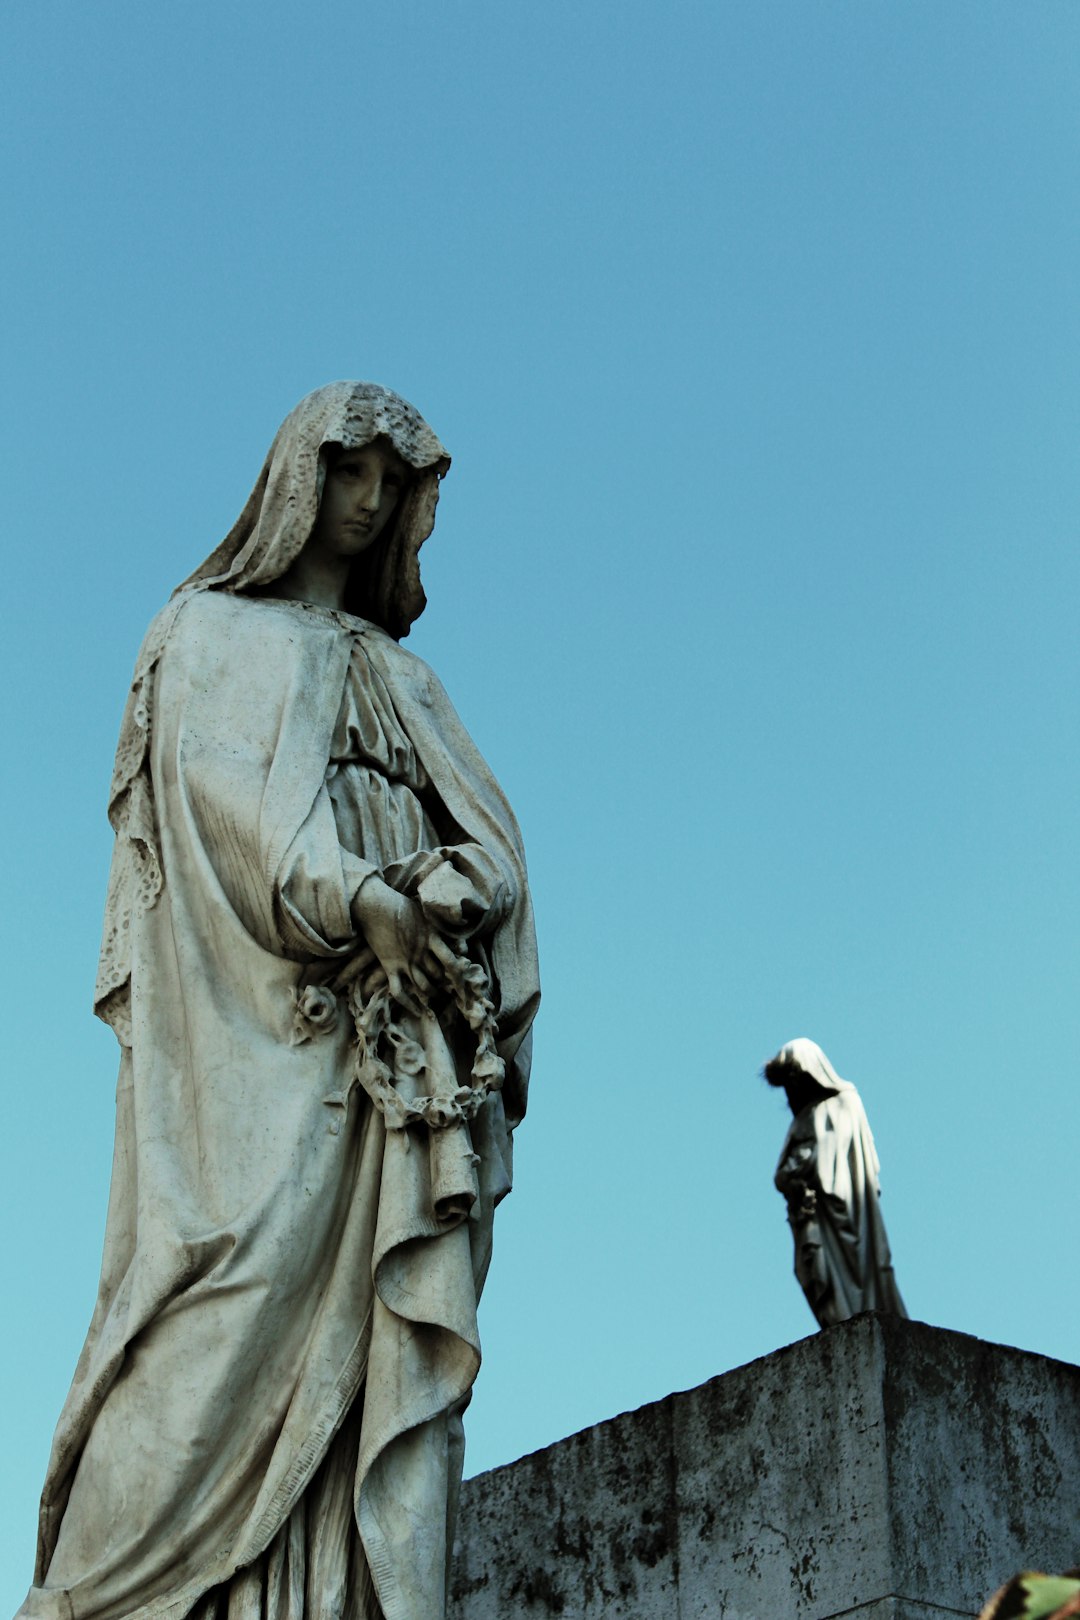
[
  {"xmin": 769, "ymin": 1036, "xmax": 884, "ymax": 1190},
  {"xmin": 182, "ymin": 380, "xmax": 451, "ymax": 638},
  {"xmin": 768, "ymin": 1037, "xmax": 853, "ymax": 1097},
  {"xmin": 97, "ymin": 382, "xmax": 451, "ymax": 1034}
]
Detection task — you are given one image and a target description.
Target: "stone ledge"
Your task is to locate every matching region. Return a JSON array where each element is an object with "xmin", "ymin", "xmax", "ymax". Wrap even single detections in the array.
[
  {"xmin": 449, "ymin": 1316, "xmax": 1080, "ymax": 1619},
  {"xmin": 824, "ymin": 1599, "xmax": 976, "ymax": 1619}
]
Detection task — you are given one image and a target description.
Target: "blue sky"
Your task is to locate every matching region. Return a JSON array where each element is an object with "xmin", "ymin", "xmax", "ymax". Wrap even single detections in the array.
[{"xmin": 3, "ymin": 1, "xmax": 1078, "ymax": 1604}]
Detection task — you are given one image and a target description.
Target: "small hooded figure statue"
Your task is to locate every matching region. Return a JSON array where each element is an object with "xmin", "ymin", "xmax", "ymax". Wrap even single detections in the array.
[
  {"xmin": 18, "ymin": 383, "xmax": 540, "ymax": 1620},
  {"xmin": 765, "ymin": 1038, "xmax": 907, "ymax": 1329}
]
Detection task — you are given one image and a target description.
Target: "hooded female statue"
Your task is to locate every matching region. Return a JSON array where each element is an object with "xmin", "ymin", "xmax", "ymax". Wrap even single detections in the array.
[
  {"xmin": 765, "ymin": 1038, "xmax": 906, "ymax": 1329},
  {"xmin": 18, "ymin": 383, "xmax": 540, "ymax": 1620}
]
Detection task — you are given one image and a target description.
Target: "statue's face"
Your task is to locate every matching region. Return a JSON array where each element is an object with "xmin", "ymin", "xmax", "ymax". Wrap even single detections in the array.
[{"xmin": 312, "ymin": 438, "xmax": 408, "ymax": 557}]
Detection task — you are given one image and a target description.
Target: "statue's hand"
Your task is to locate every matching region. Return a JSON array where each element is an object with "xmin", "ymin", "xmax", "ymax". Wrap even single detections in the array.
[
  {"xmin": 351, "ymin": 876, "xmax": 454, "ymax": 1014},
  {"xmin": 416, "ymin": 863, "xmax": 509, "ymax": 937}
]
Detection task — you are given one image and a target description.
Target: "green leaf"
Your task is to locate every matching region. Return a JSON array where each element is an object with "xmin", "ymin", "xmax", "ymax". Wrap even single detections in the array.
[{"xmin": 1020, "ymin": 1576, "xmax": 1080, "ymax": 1619}]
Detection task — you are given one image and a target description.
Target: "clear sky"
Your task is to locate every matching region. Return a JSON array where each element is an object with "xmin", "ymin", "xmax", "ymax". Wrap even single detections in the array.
[{"xmin": 2, "ymin": 1, "xmax": 1078, "ymax": 1605}]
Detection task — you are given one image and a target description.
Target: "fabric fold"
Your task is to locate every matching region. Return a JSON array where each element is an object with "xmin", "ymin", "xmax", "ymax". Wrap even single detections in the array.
[
  {"xmin": 23, "ymin": 576, "xmax": 537, "ymax": 1620},
  {"xmin": 770, "ymin": 1037, "xmax": 906, "ymax": 1326}
]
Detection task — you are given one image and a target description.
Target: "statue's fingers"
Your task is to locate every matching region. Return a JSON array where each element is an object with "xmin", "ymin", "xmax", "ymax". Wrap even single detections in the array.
[
  {"xmin": 427, "ymin": 935, "xmax": 460, "ymax": 969},
  {"xmin": 334, "ymin": 946, "xmax": 376, "ymax": 989},
  {"xmin": 361, "ymin": 964, "xmax": 387, "ymax": 1000},
  {"xmin": 388, "ymin": 970, "xmax": 422, "ymax": 1016},
  {"xmin": 411, "ymin": 965, "xmax": 433, "ymax": 997}
]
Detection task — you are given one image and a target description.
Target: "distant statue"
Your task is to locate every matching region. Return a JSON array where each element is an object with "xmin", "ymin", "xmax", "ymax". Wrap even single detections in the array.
[
  {"xmin": 18, "ymin": 383, "xmax": 540, "ymax": 1620},
  {"xmin": 765, "ymin": 1038, "xmax": 907, "ymax": 1328}
]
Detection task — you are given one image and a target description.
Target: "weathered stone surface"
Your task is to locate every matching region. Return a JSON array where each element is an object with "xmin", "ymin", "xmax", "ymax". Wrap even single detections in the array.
[
  {"xmin": 17, "ymin": 382, "xmax": 540, "ymax": 1620},
  {"xmin": 450, "ymin": 1316, "xmax": 1080, "ymax": 1619}
]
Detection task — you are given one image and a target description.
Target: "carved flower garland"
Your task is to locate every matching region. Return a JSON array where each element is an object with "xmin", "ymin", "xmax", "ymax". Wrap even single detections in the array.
[
  {"xmin": 293, "ymin": 939, "xmax": 504, "ymax": 1134},
  {"xmin": 346, "ymin": 940, "xmax": 504, "ymax": 1132}
]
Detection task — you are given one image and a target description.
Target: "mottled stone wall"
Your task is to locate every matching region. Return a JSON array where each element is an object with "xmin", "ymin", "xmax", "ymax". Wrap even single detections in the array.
[{"xmin": 449, "ymin": 1316, "xmax": 1080, "ymax": 1619}]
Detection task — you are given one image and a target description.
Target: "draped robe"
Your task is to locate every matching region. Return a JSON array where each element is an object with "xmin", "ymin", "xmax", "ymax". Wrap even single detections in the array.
[
  {"xmin": 19, "ymin": 590, "xmax": 539, "ymax": 1620},
  {"xmin": 771, "ymin": 1038, "xmax": 906, "ymax": 1328}
]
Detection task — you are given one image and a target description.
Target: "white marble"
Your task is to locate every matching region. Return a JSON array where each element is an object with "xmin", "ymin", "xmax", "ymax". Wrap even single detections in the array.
[
  {"xmin": 766, "ymin": 1037, "xmax": 907, "ymax": 1328},
  {"xmin": 18, "ymin": 384, "xmax": 540, "ymax": 1620}
]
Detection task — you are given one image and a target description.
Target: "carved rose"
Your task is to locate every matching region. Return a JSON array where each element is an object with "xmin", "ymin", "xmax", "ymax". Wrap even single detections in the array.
[{"xmin": 291, "ymin": 984, "xmax": 339, "ymax": 1045}]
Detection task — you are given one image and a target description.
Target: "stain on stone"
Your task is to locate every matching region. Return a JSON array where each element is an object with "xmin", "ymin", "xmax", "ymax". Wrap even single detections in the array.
[
  {"xmin": 629, "ymin": 1513, "xmax": 673, "ymax": 1570},
  {"xmin": 791, "ymin": 1542, "xmax": 819, "ymax": 1603},
  {"xmin": 509, "ymin": 1566, "xmax": 567, "ymax": 1613},
  {"xmin": 448, "ymin": 1570, "xmax": 490, "ymax": 1601},
  {"xmin": 450, "ymin": 1319, "xmax": 1080, "ymax": 1620}
]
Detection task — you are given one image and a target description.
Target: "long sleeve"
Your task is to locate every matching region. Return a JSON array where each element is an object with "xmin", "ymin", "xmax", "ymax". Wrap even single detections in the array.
[{"xmin": 150, "ymin": 592, "xmax": 358, "ymax": 962}]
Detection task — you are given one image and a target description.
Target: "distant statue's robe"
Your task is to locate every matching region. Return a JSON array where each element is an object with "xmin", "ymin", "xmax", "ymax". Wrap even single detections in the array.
[
  {"xmin": 20, "ymin": 589, "xmax": 538, "ymax": 1620},
  {"xmin": 771, "ymin": 1038, "xmax": 906, "ymax": 1329}
]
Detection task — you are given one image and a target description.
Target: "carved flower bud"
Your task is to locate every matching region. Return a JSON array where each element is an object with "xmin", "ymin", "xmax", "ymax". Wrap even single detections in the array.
[
  {"xmin": 291, "ymin": 984, "xmax": 339, "ymax": 1045},
  {"xmin": 299, "ymin": 985, "xmax": 337, "ymax": 1026}
]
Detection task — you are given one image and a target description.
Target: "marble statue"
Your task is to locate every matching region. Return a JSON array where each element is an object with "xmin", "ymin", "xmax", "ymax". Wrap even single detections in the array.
[
  {"xmin": 765, "ymin": 1038, "xmax": 906, "ymax": 1329},
  {"xmin": 18, "ymin": 383, "xmax": 540, "ymax": 1620}
]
